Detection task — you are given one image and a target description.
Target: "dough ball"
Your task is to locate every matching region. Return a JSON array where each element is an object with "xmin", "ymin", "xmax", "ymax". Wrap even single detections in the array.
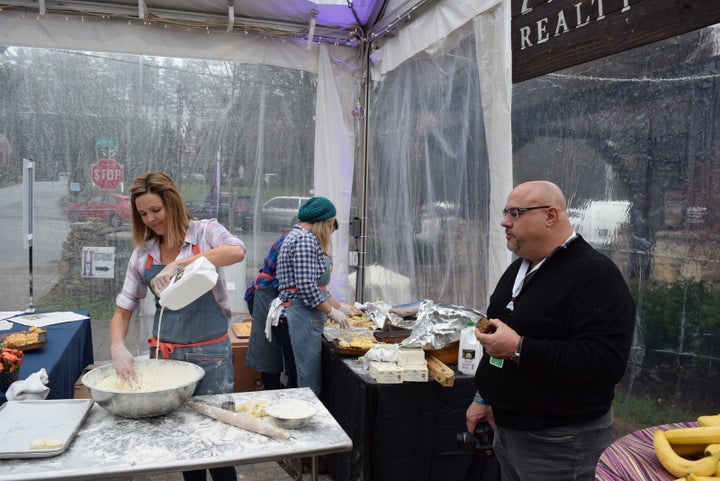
[{"xmin": 30, "ymin": 438, "xmax": 48, "ymax": 450}]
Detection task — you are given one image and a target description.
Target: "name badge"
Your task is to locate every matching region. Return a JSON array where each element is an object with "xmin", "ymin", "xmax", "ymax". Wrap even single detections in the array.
[{"xmin": 489, "ymin": 356, "xmax": 504, "ymax": 368}]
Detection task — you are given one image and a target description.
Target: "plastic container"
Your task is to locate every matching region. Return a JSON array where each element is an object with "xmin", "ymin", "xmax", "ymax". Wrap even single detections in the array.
[
  {"xmin": 458, "ymin": 322, "xmax": 482, "ymax": 375},
  {"xmin": 159, "ymin": 256, "xmax": 219, "ymax": 310}
]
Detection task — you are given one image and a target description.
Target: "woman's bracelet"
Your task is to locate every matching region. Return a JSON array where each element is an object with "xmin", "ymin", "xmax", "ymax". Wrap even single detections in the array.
[{"xmin": 473, "ymin": 392, "xmax": 487, "ymax": 405}]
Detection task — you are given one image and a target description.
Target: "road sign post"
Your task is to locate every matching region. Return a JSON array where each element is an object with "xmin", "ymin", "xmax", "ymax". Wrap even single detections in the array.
[{"xmin": 91, "ymin": 159, "xmax": 123, "ymax": 190}]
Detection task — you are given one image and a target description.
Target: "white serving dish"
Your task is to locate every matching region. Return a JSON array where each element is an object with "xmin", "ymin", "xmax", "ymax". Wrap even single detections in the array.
[{"xmin": 264, "ymin": 398, "xmax": 317, "ymax": 429}]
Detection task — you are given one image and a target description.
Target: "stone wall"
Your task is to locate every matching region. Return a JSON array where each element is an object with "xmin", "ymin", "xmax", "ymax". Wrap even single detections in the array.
[
  {"xmin": 50, "ymin": 219, "xmax": 134, "ymax": 300},
  {"xmin": 652, "ymin": 230, "xmax": 720, "ymax": 285}
]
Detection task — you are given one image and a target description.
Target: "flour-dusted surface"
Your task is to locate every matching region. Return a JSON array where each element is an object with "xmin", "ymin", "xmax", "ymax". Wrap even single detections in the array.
[{"xmin": 0, "ymin": 388, "xmax": 351, "ymax": 481}]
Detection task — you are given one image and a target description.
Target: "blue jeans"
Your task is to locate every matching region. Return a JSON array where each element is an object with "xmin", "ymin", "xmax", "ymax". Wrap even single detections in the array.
[
  {"xmin": 279, "ymin": 297, "xmax": 327, "ymax": 396},
  {"xmin": 492, "ymin": 410, "xmax": 613, "ymax": 481}
]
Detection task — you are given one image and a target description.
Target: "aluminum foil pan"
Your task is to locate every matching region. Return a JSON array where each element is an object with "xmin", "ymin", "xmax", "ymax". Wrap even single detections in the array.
[{"xmin": 399, "ymin": 299, "xmax": 486, "ymax": 350}]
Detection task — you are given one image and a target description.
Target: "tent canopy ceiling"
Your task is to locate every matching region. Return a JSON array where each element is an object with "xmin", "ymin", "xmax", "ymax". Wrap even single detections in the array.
[{"xmin": 2, "ymin": 0, "xmax": 432, "ymax": 46}]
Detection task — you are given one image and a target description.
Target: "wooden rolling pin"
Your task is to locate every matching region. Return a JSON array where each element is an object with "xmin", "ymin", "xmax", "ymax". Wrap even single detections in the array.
[{"xmin": 187, "ymin": 401, "xmax": 290, "ymax": 440}]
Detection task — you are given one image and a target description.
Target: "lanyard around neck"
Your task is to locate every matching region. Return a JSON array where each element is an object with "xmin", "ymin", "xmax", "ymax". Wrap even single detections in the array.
[{"xmin": 506, "ymin": 232, "xmax": 578, "ymax": 311}]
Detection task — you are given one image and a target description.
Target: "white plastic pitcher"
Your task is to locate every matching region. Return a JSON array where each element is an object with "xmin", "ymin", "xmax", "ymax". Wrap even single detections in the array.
[{"xmin": 159, "ymin": 256, "xmax": 218, "ymax": 310}]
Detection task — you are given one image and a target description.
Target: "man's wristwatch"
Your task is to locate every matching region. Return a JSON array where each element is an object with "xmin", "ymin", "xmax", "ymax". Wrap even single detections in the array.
[{"xmin": 510, "ymin": 336, "xmax": 523, "ymax": 365}]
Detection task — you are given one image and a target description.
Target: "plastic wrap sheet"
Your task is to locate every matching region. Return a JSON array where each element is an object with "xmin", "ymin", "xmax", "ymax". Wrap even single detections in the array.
[{"xmin": 364, "ymin": 27, "xmax": 492, "ymax": 307}]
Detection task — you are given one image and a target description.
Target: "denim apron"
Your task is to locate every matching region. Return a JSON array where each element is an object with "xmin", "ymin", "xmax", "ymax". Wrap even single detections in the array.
[
  {"xmin": 282, "ymin": 254, "xmax": 332, "ymax": 396},
  {"xmin": 144, "ymin": 252, "xmax": 234, "ymax": 395},
  {"xmin": 245, "ymin": 284, "xmax": 284, "ymax": 374}
]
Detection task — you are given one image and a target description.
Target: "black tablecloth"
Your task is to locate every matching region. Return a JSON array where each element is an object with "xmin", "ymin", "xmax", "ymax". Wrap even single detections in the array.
[
  {"xmin": 0, "ymin": 313, "xmax": 94, "ymax": 403},
  {"xmin": 321, "ymin": 340, "xmax": 500, "ymax": 481}
]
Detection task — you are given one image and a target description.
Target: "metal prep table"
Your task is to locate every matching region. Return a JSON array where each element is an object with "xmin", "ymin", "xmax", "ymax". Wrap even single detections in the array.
[{"xmin": 0, "ymin": 387, "xmax": 351, "ymax": 481}]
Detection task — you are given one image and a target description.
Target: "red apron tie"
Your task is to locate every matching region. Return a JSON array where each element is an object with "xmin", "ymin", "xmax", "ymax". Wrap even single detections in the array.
[
  {"xmin": 147, "ymin": 332, "xmax": 228, "ymax": 360},
  {"xmin": 280, "ymin": 285, "xmax": 327, "ymax": 307}
]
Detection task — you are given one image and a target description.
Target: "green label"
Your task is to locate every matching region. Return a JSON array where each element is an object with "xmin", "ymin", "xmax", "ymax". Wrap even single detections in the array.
[{"xmin": 489, "ymin": 356, "xmax": 504, "ymax": 368}]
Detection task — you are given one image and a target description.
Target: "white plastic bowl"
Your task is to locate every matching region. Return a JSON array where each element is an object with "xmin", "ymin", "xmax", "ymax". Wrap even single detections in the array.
[{"xmin": 264, "ymin": 398, "xmax": 317, "ymax": 429}]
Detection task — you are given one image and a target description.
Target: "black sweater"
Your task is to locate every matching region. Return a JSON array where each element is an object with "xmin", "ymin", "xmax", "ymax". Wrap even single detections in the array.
[{"xmin": 475, "ymin": 236, "xmax": 635, "ymax": 431}]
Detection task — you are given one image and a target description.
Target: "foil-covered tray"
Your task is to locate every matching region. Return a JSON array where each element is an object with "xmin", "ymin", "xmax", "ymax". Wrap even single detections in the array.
[{"xmin": 0, "ymin": 399, "xmax": 93, "ymax": 459}]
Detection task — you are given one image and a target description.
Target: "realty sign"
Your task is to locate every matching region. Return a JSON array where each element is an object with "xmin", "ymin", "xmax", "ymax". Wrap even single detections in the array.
[{"xmin": 512, "ymin": 0, "xmax": 720, "ymax": 82}]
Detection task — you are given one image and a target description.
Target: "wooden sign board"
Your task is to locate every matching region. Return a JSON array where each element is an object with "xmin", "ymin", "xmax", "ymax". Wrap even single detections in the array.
[{"xmin": 512, "ymin": 0, "xmax": 720, "ymax": 83}]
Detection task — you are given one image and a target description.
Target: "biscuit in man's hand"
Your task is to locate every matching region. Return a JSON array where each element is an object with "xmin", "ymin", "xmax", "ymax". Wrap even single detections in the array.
[{"xmin": 475, "ymin": 317, "xmax": 494, "ymax": 334}]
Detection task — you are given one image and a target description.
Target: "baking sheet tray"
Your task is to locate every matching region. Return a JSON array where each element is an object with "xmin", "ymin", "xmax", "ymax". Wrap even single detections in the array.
[
  {"xmin": 231, "ymin": 320, "xmax": 252, "ymax": 338},
  {"xmin": 0, "ymin": 399, "xmax": 94, "ymax": 459}
]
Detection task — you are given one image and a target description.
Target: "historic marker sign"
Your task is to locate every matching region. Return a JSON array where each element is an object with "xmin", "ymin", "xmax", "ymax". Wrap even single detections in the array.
[
  {"xmin": 91, "ymin": 159, "xmax": 123, "ymax": 190},
  {"xmin": 512, "ymin": 0, "xmax": 720, "ymax": 82},
  {"xmin": 81, "ymin": 246, "xmax": 116, "ymax": 279}
]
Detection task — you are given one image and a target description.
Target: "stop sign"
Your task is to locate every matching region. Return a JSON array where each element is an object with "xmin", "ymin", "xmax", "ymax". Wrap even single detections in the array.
[{"xmin": 91, "ymin": 159, "xmax": 124, "ymax": 190}]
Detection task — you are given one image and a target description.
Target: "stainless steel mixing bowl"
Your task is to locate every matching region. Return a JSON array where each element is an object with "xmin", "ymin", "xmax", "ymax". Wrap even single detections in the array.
[{"xmin": 81, "ymin": 359, "xmax": 205, "ymax": 418}]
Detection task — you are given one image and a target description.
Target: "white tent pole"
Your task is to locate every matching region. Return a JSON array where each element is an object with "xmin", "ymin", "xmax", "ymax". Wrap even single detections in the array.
[
  {"xmin": 138, "ymin": 0, "xmax": 147, "ymax": 20},
  {"xmin": 354, "ymin": 40, "xmax": 371, "ymax": 303},
  {"xmin": 227, "ymin": 0, "xmax": 235, "ymax": 32},
  {"xmin": 23, "ymin": 158, "xmax": 36, "ymax": 313}
]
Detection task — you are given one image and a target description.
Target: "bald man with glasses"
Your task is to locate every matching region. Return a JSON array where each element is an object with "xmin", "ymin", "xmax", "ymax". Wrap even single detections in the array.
[{"xmin": 465, "ymin": 180, "xmax": 635, "ymax": 481}]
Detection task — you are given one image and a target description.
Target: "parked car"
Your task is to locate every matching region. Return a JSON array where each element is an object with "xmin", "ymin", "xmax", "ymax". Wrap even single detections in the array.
[
  {"xmin": 185, "ymin": 192, "xmax": 252, "ymax": 231},
  {"xmin": 66, "ymin": 193, "xmax": 131, "ymax": 227},
  {"xmin": 260, "ymin": 196, "xmax": 309, "ymax": 231},
  {"xmin": 229, "ymin": 194, "xmax": 253, "ymax": 231}
]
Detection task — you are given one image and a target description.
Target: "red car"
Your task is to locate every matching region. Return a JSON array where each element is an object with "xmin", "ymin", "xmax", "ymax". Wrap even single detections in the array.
[{"xmin": 67, "ymin": 193, "xmax": 131, "ymax": 227}]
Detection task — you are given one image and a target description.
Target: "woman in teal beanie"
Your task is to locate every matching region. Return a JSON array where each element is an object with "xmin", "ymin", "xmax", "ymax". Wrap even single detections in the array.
[{"xmin": 273, "ymin": 196, "xmax": 354, "ymax": 394}]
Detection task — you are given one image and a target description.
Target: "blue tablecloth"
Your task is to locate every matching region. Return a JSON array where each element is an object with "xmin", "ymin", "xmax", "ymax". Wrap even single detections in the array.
[{"xmin": 0, "ymin": 312, "xmax": 94, "ymax": 403}]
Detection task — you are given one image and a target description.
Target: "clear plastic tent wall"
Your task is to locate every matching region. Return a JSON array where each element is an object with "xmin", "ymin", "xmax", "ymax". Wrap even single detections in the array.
[
  {"xmin": 513, "ymin": 24, "xmax": 720, "ymax": 431},
  {"xmin": 0, "ymin": 48, "xmax": 325, "ymax": 314},
  {"xmin": 363, "ymin": 32, "xmax": 491, "ymax": 306},
  {"xmin": 0, "ymin": 1, "xmax": 509, "ymax": 336},
  {"xmin": 362, "ymin": 0, "xmax": 512, "ymax": 306}
]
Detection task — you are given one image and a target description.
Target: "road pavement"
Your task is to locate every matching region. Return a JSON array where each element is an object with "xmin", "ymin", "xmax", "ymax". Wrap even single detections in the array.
[{"xmin": 0, "ymin": 180, "xmax": 68, "ymax": 312}]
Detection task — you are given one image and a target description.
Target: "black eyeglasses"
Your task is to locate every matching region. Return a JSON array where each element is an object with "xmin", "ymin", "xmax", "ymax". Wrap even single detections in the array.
[{"xmin": 502, "ymin": 206, "xmax": 550, "ymax": 219}]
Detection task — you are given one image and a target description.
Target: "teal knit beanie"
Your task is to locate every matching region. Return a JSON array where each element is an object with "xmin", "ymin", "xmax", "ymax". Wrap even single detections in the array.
[{"xmin": 298, "ymin": 196, "xmax": 336, "ymax": 223}]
